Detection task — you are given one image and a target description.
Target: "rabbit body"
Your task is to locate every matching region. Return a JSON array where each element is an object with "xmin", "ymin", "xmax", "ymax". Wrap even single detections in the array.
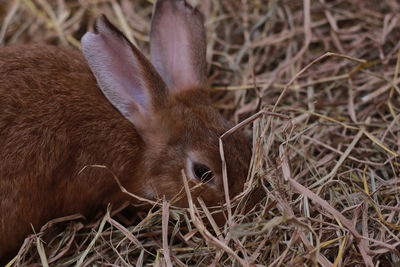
[
  {"xmin": 0, "ymin": 44, "xmax": 141, "ymax": 258},
  {"xmin": 0, "ymin": 0, "xmax": 251, "ymax": 262}
]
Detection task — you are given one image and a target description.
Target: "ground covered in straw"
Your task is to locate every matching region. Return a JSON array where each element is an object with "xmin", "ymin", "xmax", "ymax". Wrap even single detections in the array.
[{"xmin": 1, "ymin": 0, "xmax": 400, "ymax": 266}]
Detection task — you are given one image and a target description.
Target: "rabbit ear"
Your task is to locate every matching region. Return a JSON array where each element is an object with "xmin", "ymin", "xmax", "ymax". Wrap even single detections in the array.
[
  {"xmin": 150, "ymin": 0, "xmax": 207, "ymax": 92},
  {"xmin": 81, "ymin": 16, "xmax": 167, "ymax": 135}
]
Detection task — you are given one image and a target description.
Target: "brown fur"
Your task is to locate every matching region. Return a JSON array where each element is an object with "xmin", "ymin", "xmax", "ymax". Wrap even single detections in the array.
[
  {"xmin": 0, "ymin": 44, "xmax": 251, "ymax": 260},
  {"xmin": 0, "ymin": 0, "xmax": 252, "ymax": 261}
]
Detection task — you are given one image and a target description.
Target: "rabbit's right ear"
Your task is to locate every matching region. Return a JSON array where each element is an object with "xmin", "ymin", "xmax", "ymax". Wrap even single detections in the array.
[
  {"xmin": 150, "ymin": 0, "xmax": 207, "ymax": 92},
  {"xmin": 81, "ymin": 16, "xmax": 167, "ymax": 137}
]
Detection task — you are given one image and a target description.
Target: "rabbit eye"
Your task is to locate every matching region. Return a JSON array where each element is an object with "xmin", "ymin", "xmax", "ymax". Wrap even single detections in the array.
[{"xmin": 193, "ymin": 162, "xmax": 214, "ymax": 182}]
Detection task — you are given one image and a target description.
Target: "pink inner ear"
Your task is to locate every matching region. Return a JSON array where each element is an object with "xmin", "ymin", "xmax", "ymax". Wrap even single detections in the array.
[
  {"xmin": 152, "ymin": 21, "xmax": 194, "ymax": 89},
  {"xmin": 82, "ymin": 31, "xmax": 150, "ymax": 119},
  {"xmin": 150, "ymin": 0, "xmax": 207, "ymax": 92}
]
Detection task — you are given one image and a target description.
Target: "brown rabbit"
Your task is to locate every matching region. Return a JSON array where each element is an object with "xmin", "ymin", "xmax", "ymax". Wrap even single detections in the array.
[{"xmin": 0, "ymin": 0, "xmax": 251, "ymax": 261}]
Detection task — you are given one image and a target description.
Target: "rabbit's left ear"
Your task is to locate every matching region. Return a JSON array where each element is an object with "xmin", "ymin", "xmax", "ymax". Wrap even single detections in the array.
[
  {"xmin": 150, "ymin": 0, "xmax": 208, "ymax": 92},
  {"xmin": 81, "ymin": 16, "xmax": 167, "ymax": 139}
]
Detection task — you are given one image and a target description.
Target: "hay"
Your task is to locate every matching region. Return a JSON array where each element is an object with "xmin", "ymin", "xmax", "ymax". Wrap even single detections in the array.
[{"xmin": 1, "ymin": 0, "xmax": 400, "ymax": 266}]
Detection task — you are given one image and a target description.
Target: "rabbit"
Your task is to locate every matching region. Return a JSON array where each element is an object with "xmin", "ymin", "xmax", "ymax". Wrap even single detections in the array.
[{"xmin": 0, "ymin": 0, "xmax": 251, "ymax": 262}]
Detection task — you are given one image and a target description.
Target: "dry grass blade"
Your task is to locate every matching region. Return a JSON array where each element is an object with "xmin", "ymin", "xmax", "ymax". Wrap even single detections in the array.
[
  {"xmin": 161, "ymin": 199, "xmax": 173, "ymax": 267},
  {"xmin": 36, "ymin": 238, "xmax": 48, "ymax": 267},
  {"xmin": 77, "ymin": 215, "xmax": 107, "ymax": 266}
]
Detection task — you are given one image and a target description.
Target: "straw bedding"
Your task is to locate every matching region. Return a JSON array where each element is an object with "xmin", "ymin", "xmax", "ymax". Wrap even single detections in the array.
[{"xmin": 1, "ymin": 0, "xmax": 399, "ymax": 266}]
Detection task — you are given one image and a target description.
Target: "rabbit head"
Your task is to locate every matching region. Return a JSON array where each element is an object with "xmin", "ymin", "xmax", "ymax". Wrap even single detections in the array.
[{"xmin": 81, "ymin": 0, "xmax": 252, "ymax": 208}]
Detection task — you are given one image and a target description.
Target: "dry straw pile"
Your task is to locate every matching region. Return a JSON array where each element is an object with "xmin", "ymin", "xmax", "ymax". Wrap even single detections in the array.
[{"xmin": 1, "ymin": 0, "xmax": 400, "ymax": 266}]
